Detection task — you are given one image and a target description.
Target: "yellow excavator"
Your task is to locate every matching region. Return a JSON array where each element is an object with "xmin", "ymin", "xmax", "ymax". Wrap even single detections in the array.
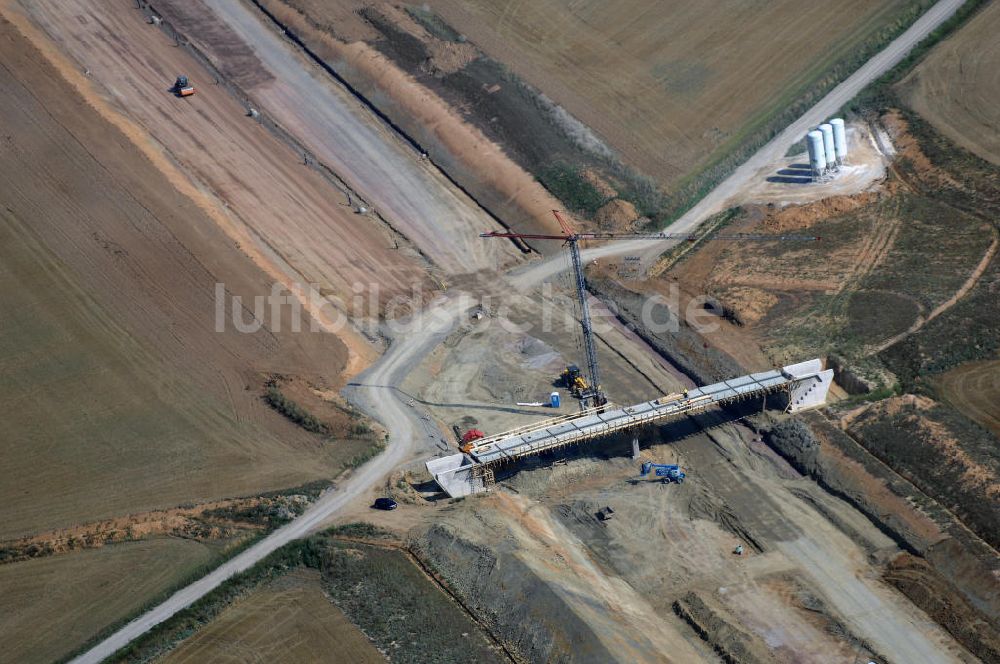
[{"xmin": 560, "ymin": 365, "xmax": 589, "ymax": 398}]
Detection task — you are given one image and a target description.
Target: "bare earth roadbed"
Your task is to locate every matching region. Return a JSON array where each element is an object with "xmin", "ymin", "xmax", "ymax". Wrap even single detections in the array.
[
  {"xmin": 145, "ymin": 0, "xmax": 520, "ymax": 276},
  {"xmin": 17, "ymin": 0, "xmax": 438, "ymax": 311}
]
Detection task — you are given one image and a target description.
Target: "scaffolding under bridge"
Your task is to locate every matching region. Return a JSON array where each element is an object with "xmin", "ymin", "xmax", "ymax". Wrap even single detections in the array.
[{"xmin": 426, "ymin": 359, "xmax": 833, "ymax": 497}]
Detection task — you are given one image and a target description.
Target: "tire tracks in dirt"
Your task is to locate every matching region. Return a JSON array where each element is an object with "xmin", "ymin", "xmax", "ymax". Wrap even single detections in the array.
[{"xmin": 871, "ymin": 227, "xmax": 998, "ymax": 354}]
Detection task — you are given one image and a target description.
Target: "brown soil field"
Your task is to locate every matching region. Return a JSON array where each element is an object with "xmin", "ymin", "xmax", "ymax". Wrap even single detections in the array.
[
  {"xmin": 900, "ymin": 1, "xmax": 1000, "ymax": 165},
  {"xmin": 0, "ymin": 15, "xmax": 369, "ymax": 539},
  {"xmin": 935, "ymin": 359, "xmax": 1000, "ymax": 437},
  {"xmin": 0, "ymin": 537, "xmax": 223, "ymax": 664},
  {"xmin": 161, "ymin": 568, "xmax": 383, "ymax": 664},
  {"xmin": 422, "ymin": 0, "xmax": 929, "ymax": 187}
]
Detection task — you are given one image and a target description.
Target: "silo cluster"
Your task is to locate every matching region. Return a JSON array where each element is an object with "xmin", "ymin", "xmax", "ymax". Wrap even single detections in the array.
[{"xmin": 806, "ymin": 117, "xmax": 848, "ymax": 181}]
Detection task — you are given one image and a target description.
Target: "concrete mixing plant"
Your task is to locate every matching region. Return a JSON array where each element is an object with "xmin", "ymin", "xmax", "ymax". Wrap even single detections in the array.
[{"xmin": 807, "ymin": 118, "xmax": 849, "ymax": 181}]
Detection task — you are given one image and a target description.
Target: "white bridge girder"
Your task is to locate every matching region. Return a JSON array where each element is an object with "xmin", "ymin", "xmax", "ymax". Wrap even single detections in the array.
[{"xmin": 427, "ymin": 359, "xmax": 833, "ymax": 498}]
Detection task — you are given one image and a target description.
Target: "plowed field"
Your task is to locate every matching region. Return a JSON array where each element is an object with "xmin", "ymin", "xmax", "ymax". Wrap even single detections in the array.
[{"xmin": 901, "ymin": 1, "xmax": 1000, "ymax": 165}]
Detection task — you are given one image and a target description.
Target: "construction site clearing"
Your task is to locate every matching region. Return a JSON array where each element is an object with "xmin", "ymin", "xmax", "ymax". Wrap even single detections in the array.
[{"xmin": 2, "ymin": 0, "xmax": 999, "ymax": 662}]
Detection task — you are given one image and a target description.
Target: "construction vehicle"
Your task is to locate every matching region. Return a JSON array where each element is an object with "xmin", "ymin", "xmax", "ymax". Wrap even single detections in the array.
[
  {"xmin": 641, "ymin": 461, "xmax": 686, "ymax": 484},
  {"xmin": 171, "ymin": 75, "xmax": 195, "ymax": 97},
  {"xmin": 480, "ymin": 211, "xmax": 818, "ymax": 410},
  {"xmin": 560, "ymin": 364, "xmax": 590, "ymax": 398},
  {"xmin": 459, "ymin": 429, "xmax": 485, "ymax": 454}
]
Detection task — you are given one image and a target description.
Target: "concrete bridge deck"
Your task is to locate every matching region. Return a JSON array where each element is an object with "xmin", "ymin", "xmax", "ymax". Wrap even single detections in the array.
[{"xmin": 427, "ymin": 359, "xmax": 833, "ymax": 497}]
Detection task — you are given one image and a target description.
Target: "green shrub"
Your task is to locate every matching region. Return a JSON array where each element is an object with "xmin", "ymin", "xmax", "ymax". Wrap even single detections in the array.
[
  {"xmin": 263, "ymin": 386, "xmax": 329, "ymax": 435},
  {"xmin": 538, "ymin": 162, "xmax": 610, "ymax": 216}
]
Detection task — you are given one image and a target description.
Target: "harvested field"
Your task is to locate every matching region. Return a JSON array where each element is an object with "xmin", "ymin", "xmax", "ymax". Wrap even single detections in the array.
[
  {"xmin": 260, "ymin": 0, "xmax": 934, "ymax": 227},
  {"xmin": 423, "ymin": 0, "xmax": 932, "ymax": 190},
  {"xmin": 121, "ymin": 532, "xmax": 505, "ymax": 663},
  {"xmin": 900, "ymin": 1, "xmax": 1000, "ymax": 165},
  {"xmin": 0, "ymin": 14, "xmax": 365, "ymax": 539},
  {"xmin": 935, "ymin": 359, "xmax": 1000, "ymax": 437},
  {"xmin": 0, "ymin": 538, "xmax": 221, "ymax": 664},
  {"xmin": 162, "ymin": 569, "xmax": 382, "ymax": 664}
]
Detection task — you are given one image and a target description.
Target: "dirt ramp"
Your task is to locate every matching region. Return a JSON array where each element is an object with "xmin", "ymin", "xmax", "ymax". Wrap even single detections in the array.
[
  {"xmin": 673, "ymin": 591, "xmax": 776, "ymax": 664},
  {"xmin": 415, "ymin": 523, "xmax": 614, "ymax": 663},
  {"xmin": 885, "ymin": 553, "xmax": 1000, "ymax": 663}
]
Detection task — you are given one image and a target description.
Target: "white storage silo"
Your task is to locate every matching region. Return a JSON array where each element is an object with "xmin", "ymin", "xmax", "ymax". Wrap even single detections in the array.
[
  {"xmin": 820, "ymin": 124, "xmax": 836, "ymax": 171},
  {"xmin": 807, "ymin": 130, "xmax": 827, "ymax": 178},
  {"xmin": 830, "ymin": 118, "xmax": 848, "ymax": 163}
]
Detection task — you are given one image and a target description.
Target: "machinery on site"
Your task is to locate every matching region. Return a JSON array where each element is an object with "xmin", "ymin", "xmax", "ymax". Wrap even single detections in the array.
[
  {"xmin": 458, "ymin": 428, "xmax": 485, "ymax": 454},
  {"xmin": 480, "ymin": 211, "xmax": 818, "ymax": 410},
  {"xmin": 641, "ymin": 461, "xmax": 686, "ymax": 484},
  {"xmin": 560, "ymin": 364, "xmax": 589, "ymax": 398},
  {"xmin": 171, "ymin": 75, "xmax": 195, "ymax": 97}
]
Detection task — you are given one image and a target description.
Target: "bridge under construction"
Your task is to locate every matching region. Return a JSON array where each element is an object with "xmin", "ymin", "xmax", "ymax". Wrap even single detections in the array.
[{"xmin": 426, "ymin": 359, "xmax": 833, "ymax": 497}]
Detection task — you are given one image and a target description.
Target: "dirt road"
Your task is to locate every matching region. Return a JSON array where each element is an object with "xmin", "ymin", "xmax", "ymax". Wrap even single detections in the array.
[
  {"xmin": 872, "ymin": 231, "xmax": 1000, "ymax": 353},
  {"xmin": 512, "ymin": 0, "xmax": 967, "ymax": 287}
]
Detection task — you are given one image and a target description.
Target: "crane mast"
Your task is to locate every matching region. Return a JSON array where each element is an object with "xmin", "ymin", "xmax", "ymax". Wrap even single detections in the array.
[{"xmin": 567, "ymin": 235, "xmax": 605, "ymax": 407}]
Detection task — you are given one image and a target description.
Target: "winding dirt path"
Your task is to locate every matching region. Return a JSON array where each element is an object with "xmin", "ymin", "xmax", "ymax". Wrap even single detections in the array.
[{"xmin": 871, "ymin": 229, "xmax": 999, "ymax": 354}]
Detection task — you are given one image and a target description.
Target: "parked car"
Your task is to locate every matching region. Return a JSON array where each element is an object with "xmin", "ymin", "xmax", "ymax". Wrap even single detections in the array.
[{"xmin": 372, "ymin": 497, "xmax": 398, "ymax": 511}]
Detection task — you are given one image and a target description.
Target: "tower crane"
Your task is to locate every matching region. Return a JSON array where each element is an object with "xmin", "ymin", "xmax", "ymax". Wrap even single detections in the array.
[{"xmin": 480, "ymin": 210, "xmax": 819, "ymax": 408}]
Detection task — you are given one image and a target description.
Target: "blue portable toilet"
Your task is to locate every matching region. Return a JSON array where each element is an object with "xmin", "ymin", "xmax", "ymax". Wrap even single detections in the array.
[{"xmin": 550, "ymin": 391, "xmax": 561, "ymax": 408}]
